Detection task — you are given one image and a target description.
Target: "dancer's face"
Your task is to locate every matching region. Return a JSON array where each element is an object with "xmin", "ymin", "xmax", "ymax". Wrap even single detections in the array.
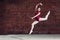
[{"xmin": 38, "ymin": 8, "xmax": 41, "ymax": 11}]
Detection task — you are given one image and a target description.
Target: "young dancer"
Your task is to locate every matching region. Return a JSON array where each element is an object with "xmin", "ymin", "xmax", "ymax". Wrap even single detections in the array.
[{"xmin": 29, "ymin": 3, "xmax": 50, "ymax": 34}]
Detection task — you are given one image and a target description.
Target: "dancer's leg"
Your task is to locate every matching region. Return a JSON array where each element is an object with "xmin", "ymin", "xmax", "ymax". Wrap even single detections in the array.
[
  {"xmin": 29, "ymin": 21, "xmax": 39, "ymax": 34},
  {"xmin": 39, "ymin": 11, "xmax": 50, "ymax": 21}
]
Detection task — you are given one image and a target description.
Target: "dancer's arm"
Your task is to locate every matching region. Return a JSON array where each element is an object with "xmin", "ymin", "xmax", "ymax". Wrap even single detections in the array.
[
  {"xmin": 32, "ymin": 12, "xmax": 40, "ymax": 19},
  {"xmin": 35, "ymin": 3, "xmax": 43, "ymax": 11}
]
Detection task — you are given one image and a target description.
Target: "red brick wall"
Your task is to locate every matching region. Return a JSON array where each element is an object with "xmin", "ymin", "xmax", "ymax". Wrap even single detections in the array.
[{"xmin": 0, "ymin": 0, "xmax": 60, "ymax": 34}]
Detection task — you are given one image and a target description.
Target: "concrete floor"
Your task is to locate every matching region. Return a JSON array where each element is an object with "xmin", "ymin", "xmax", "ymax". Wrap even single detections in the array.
[{"xmin": 0, "ymin": 34, "xmax": 60, "ymax": 40}]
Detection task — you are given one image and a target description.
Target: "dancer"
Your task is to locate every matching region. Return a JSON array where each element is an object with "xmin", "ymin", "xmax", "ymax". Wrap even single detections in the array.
[{"xmin": 29, "ymin": 3, "xmax": 50, "ymax": 34}]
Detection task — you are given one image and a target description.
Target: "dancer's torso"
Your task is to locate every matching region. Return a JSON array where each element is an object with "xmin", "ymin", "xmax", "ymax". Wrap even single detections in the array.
[{"xmin": 34, "ymin": 11, "xmax": 41, "ymax": 21}]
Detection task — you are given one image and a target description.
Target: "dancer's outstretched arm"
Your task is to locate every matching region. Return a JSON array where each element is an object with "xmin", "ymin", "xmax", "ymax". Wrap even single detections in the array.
[
  {"xmin": 39, "ymin": 10, "xmax": 50, "ymax": 21},
  {"xmin": 35, "ymin": 3, "xmax": 43, "ymax": 11}
]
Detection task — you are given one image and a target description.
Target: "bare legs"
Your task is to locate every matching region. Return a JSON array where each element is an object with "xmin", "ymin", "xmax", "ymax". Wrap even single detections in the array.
[
  {"xmin": 29, "ymin": 11, "xmax": 50, "ymax": 34},
  {"xmin": 29, "ymin": 21, "xmax": 39, "ymax": 34},
  {"xmin": 39, "ymin": 11, "xmax": 50, "ymax": 21}
]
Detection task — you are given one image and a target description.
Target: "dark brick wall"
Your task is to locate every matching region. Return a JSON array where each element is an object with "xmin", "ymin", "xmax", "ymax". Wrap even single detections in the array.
[{"xmin": 0, "ymin": 0, "xmax": 60, "ymax": 34}]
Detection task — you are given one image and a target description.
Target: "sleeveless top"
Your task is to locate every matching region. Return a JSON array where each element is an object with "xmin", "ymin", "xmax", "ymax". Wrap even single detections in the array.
[{"xmin": 34, "ymin": 11, "xmax": 41, "ymax": 21}]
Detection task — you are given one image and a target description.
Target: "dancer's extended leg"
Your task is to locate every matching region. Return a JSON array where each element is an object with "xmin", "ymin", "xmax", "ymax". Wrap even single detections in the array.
[
  {"xmin": 29, "ymin": 21, "xmax": 39, "ymax": 34},
  {"xmin": 39, "ymin": 11, "xmax": 50, "ymax": 21}
]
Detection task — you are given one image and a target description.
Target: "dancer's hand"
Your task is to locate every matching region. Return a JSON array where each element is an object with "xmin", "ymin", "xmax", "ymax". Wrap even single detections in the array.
[
  {"xmin": 31, "ymin": 17, "xmax": 34, "ymax": 19},
  {"xmin": 39, "ymin": 3, "xmax": 43, "ymax": 6}
]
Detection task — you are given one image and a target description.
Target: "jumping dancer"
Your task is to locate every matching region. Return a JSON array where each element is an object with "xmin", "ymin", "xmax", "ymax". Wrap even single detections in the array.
[{"xmin": 29, "ymin": 3, "xmax": 50, "ymax": 34}]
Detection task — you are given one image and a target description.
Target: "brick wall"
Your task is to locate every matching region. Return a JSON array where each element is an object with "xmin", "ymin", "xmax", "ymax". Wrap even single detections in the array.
[{"xmin": 0, "ymin": 0, "xmax": 60, "ymax": 34}]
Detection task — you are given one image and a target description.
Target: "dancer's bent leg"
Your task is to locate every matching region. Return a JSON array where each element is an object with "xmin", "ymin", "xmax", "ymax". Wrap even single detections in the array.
[
  {"xmin": 29, "ymin": 21, "xmax": 39, "ymax": 34},
  {"xmin": 39, "ymin": 11, "xmax": 50, "ymax": 21}
]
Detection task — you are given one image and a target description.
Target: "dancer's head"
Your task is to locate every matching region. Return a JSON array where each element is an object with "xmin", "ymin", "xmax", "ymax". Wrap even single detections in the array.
[
  {"xmin": 37, "ymin": 7, "xmax": 41, "ymax": 11},
  {"xmin": 35, "ymin": 3, "xmax": 43, "ymax": 11},
  {"xmin": 37, "ymin": 3, "xmax": 43, "ymax": 11}
]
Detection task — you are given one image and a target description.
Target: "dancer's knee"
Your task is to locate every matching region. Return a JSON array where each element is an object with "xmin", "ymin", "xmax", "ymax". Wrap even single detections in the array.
[
  {"xmin": 44, "ymin": 17, "xmax": 48, "ymax": 21},
  {"xmin": 39, "ymin": 18, "xmax": 47, "ymax": 21},
  {"xmin": 31, "ymin": 21, "xmax": 38, "ymax": 25},
  {"xmin": 31, "ymin": 23, "xmax": 35, "ymax": 26}
]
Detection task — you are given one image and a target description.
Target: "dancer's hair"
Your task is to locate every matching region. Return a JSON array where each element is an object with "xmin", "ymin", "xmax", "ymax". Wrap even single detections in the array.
[{"xmin": 35, "ymin": 3, "xmax": 43, "ymax": 11}]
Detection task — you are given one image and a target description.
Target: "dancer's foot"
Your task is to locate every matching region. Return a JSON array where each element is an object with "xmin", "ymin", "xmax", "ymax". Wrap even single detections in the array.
[{"xmin": 29, "ymin": 31, "xmax": 33, "ymax": 35}]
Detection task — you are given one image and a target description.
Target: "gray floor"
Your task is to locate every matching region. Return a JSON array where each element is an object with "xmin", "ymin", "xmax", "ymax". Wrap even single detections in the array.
[{"xmin": 0, "ymin": 34, "xmax": 60, "ymax": 40}]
